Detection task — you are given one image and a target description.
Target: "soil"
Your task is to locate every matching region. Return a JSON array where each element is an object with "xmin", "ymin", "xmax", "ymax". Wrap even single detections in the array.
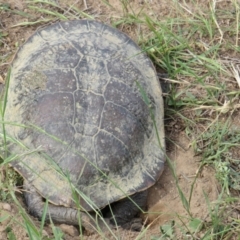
[{"xmin": 0, "ymin": 0, "xmax": 231, "ymax": 239}]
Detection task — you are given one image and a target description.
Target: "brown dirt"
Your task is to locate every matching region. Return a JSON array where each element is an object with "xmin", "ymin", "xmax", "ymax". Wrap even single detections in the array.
[{"xmin": 0, "ymin": 0, "xmax": 231, "ymax": 239}]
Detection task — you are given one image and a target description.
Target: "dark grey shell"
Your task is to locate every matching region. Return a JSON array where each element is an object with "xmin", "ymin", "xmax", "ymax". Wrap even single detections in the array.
[{"xmin": 5, "ymin": 20, "xmax": 165, "ymax": 211}]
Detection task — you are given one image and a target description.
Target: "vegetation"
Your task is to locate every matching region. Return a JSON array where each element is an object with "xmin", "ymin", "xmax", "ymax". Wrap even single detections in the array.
[{"xmin": 1, "ymin": 0, "xmax": 240, "ymax": 239}]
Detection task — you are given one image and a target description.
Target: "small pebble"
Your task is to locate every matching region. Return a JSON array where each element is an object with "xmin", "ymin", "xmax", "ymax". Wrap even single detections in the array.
[
  {"xmin": 231, "ymin": 211, "xmax": 238, "ymax": 219},
  {"xmin": 0, "ymin": 75, "xmax": 4, "ymax": 84},
  {"xmin": 59, "ymin": 224, "xmax": 79, "ymax": 237},
  {"xmin": 42, "ymin": 229, "xmax": 49, "ymax": 238},
  {"xmin": 2, "ymin": 203, "xmax": 11, "ymax": 212}
]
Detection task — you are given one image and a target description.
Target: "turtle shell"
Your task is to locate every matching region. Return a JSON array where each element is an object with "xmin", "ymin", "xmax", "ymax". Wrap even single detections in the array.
[{"xmin": 4, "ymin": 20, "xmax": 165, "ymax": 211}]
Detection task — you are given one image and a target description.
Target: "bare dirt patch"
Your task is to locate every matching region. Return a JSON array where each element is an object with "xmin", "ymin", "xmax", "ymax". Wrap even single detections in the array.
[
  {"xmin": 148, "ymin": 134, "xmax": 219, "ymax": 220},
  {"xmin": 0, "ymin": 202, "xmax": 28, "ymax": 240}
]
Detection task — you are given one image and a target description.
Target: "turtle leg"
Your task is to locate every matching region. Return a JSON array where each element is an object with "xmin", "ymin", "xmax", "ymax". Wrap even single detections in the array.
[
  {"xmin": 107, "ymin": 190, "xmax": 148, "ymax": 231},
  {"xmin": 23, "ymin": 180, "xmax": 97, "ymax": 233}
]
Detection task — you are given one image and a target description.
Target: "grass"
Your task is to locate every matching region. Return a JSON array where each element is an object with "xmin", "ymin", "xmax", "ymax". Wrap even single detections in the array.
[{"xmin": 1, "ymin": 0, "xmax": 240, "ymax": 239}]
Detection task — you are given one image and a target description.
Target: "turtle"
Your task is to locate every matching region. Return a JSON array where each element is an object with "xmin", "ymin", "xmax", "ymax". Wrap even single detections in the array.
[{"xmin": 3, "ymin": 19, "xmax": 165, "ymax": 232}]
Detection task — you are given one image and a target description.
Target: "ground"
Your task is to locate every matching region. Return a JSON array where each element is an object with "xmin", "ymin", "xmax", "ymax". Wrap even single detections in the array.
[{"xmin": 0, "ymin": 0, "xmax": 240, "ymax": 239}]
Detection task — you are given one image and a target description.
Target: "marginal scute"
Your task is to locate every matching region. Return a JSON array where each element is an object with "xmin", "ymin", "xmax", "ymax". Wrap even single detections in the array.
[{"xmin": 5, "ymin": 20, "xmax": 165, "ymax": 211}]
